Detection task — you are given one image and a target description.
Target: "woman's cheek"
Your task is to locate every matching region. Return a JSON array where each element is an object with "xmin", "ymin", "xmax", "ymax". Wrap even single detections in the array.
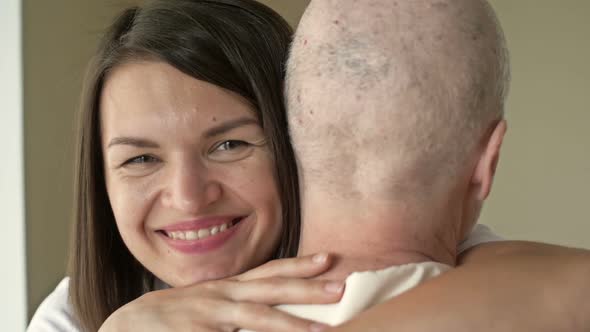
[{"xmin": 109, "ymin": 175, "xmax": 158, "ymax": 231}]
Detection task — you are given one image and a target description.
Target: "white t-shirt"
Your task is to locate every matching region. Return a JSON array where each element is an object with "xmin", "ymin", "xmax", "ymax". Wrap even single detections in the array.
[
  {"xmin": 27, "ymin": 224, "xmax": 503, "ymax": 332},
  {"xmin": 242, "ymin": 261, "xmax": 451, "ymax": 331},
  {"xmin": 27, "ymin": 278, "xmax": 79, "ymax": 331}
]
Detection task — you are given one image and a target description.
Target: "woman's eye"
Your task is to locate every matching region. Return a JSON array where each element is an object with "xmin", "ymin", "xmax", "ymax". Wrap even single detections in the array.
[
  {"xmin": 210, "ymin": 140, "xmax": 255, "ymax": 162},
  {"xmin": 123, "ymin": 155, "xmax": 158, "ymax": 166},
  {"xmin": 215, "ymin": 140, "xmax": 250, "ymax": 151}
]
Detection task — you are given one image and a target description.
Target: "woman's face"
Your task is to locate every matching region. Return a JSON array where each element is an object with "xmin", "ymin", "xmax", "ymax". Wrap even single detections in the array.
[{"xmin": 100, "ymin": 61, "xmax": 282, "ymax": 286}]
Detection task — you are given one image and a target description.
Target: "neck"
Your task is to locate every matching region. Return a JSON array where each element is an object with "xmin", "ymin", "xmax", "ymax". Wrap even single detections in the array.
[{"xmin": 297, "ymin": 189, "xmax": 460, "ymax": 280}]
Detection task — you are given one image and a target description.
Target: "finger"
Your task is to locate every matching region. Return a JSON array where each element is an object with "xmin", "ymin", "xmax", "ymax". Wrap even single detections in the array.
[
  {"xmin": 223, "ymin": 302, "xmax": 330, "ymax": 332},
  {"xmin": 186, "ymin": 297, "xmax": 328, "ymax": 332},
  {"xmin": 235, "ymin": 254, "xmax": 332, "ymax": 281},
  {"xmin": 220, "ymin": 278, "xmax": 344, "ymax": 305}
]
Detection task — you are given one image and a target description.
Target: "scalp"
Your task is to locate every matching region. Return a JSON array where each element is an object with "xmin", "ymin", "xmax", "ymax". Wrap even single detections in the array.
[{"xmin": 286, "ymin": 0, "xmax": 510, "ymax": 201}]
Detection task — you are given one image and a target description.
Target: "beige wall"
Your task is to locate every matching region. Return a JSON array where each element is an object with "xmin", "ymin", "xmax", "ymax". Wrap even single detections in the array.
[
  {"xmin": 24, "ymin": 0, "xmax": 139, "ymax": 318},
  {"xmin": 482, "ymin": 0, "xmax": 590, "ymax": 248},
  {"xmin": 25, "ymin": 0, "xmax": 588, "ymax": 319},
  {"xmin": 258, "ymin": 0, "xmax": 310, "ymax": 26}
]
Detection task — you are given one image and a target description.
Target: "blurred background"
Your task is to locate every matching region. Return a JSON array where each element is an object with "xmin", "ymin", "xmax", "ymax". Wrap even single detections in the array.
[{"xmin": 1, "ymin": 0, "xmax": 588, "ymax": 329}]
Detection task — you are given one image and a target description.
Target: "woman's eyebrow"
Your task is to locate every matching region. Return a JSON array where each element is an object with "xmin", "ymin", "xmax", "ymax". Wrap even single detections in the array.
[
  {"xmin": 106, "ymin": 118, "xmax": 258, "ymax": 149},
  {"xmin": 107, "ymin": 137, "xmax": 160, "ymax": 149},
  {"xmin": 204, "ymin": 117, "xmax": 259, "ymax": 138}
]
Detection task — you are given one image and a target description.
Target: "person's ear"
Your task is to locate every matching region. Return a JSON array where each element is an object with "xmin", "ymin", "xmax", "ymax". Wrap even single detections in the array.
[{"xmin": 471, "ymin": 119, "xmax": 507, "ymax": 200}]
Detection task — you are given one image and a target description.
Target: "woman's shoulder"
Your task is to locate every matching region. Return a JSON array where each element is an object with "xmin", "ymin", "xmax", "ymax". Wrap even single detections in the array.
[{"xmin": 27, "ymin": 277, "xmax": 81, "ymax": 332}]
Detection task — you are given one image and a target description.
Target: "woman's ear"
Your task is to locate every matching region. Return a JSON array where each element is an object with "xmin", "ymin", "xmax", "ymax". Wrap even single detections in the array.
[{"xmin": 471, "ymin": 119, "xmax": 508, "ymax": 201}]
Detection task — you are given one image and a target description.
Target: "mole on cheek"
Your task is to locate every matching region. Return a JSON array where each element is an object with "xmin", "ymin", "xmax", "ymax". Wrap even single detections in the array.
[{"xmin": 212, "ymin": 116, "xmax": 217, "ymax": 122}]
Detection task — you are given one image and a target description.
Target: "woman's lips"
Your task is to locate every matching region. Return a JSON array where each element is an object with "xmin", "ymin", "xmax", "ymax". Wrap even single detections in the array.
[{"xmin": 158, "ymin": 217, "xmax": 245, "ymax": 254}]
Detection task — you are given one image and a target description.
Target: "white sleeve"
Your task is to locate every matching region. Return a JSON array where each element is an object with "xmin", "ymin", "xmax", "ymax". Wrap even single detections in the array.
[
  {"xmin": 458, "ymin": 224, "xmax": 505, "ymax": 254},
  {"xmin": 27, "ymin": 277, "xmax": 81, "ymax": 332}
]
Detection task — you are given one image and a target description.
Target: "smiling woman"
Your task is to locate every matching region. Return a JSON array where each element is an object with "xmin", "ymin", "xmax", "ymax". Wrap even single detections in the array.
[
  {"xmin": 100, "ymin": 61, "xmax": 282, "ymax": 286},
  {"xmin": 72, "ymin": 0, "xmax": 306, "ymax": 328},
  {"xmin": 26, "ymin": 0, "xmax": 309, "ymax": 331}
]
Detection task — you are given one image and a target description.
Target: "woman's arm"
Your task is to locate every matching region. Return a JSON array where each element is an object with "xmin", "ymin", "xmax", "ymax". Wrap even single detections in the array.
[
  {"xmin": 99, "ymin": 254, "xmax": 340, "ymax": 332},
  {"xmin": 330, "ymin": 241, "xmax": 590, "ymax": 332}
]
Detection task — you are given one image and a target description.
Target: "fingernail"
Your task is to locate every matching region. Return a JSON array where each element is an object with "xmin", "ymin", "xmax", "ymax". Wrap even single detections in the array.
[
  {"xmin": 310, "ymin": 323, "xmax": 330, "ymax": 332},
  {"xmin": 312, "ymin": 253, "xmax": 328, "ymax": 264},
  {"xmin": 324, "ymin": 281, "xmax": 344, "ymax": 293}
]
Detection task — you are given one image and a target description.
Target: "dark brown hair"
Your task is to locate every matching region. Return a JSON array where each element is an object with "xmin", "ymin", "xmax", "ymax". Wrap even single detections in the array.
[{"xmin": 68, "ymin": 1, "xmax": 299, "ymax": 330}]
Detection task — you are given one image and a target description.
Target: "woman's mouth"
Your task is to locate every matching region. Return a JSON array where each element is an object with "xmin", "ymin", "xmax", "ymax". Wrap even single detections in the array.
[{"xmin": 161, "ymin": 217, "xmax": 242, "ymax": 241}]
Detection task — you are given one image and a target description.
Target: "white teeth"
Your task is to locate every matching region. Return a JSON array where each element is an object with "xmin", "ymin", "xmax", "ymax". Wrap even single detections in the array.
[
  {"xmin": 198, "ymin": 228, "xmax": 210, "ymax": 239},
  {"xmin": 186, "ymin": 231, "xmax": 198, "ymax": 240},
  {"xmin": 165, "ymin": 221, "xmax": 235, "ymax": 241},
  {"xmin": 211, "ymin": 226, "xmax": 219, "ymax": 235}
]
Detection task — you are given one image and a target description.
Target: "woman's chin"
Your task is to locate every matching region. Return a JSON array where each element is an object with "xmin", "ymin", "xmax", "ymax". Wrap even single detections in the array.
[{"xmin": 160, "ymin": 266, "xmax": 240, "ymax": 287}]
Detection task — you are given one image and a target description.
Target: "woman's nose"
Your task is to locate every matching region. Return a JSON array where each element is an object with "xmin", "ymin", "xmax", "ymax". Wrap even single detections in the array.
[{"xmin": 161, "ymin": 160, "xmax": 222, "ymax": 213}]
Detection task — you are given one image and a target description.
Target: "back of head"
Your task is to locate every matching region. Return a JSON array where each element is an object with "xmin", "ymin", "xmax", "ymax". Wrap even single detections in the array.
[{"xmin": 287, "ymin": 0, "xmax": 510, "ymax": 204}]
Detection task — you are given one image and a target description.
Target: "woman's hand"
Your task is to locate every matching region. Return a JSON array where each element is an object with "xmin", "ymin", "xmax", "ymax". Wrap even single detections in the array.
[{"xmin": 99, "ymin": 253, "xmax": 343, "ymax": 332}]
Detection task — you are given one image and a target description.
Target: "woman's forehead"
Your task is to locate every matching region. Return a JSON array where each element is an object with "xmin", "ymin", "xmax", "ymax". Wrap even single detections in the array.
[{"xmin": 100, "ymin": 61, "xmax": 256, "ymax": 130}]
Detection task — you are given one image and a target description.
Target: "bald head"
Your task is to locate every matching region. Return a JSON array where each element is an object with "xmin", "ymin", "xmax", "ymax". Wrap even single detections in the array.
[{"xmin": 287, "ymin": 0, "xmax": 510, "ymax": 203}]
